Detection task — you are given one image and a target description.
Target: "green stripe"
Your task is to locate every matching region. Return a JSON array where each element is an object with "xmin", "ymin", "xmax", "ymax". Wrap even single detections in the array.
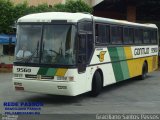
[
  {"xmin": 108, "ymin": 47, "xmax": 119, "ymax": 61},
  {"xmin": 120, "ymin": 61, "xmax": 130, "ymax": 79},
  {"xmin": 117, "ymin": 47, "xmax": 130, "ymax": 79},
  {"xmin": 46, "ymin": 68, "xmax": 57, "ymax": 76},
  {"xmin": 117, "ymin": 47, "xmax": 126, "ymax": 60},
  {"xmin": 112, "ymin": 62, "xmax": 124, "ymax": 81},
  {"xmin": 108, "ymin": 47, "xmax": 130, "ymax": 81},
  {"xmin": 37, "ymin": 68, "xmax": 48, "ymax": 75}
]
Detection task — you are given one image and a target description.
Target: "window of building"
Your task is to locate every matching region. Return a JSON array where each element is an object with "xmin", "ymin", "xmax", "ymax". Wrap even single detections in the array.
[
  {"xmin": 111, "ymin": 26, "xmax": 122, "ymax": 44},
  {"xmin": 95, "ymin": 24, "xmax": 110, "ymax": 44},
  {"xmin": 3, "ymin": 44, "xmax": 15, "ymax": 55},
  {"xmin": 134, "ymin": 29, "xmax": 143, "ymax": 44}
]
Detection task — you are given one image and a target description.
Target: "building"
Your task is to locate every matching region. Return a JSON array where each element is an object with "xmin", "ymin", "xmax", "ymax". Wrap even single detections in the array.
[
  {"xmin": 93, "ymin": 0, "xmax": 160, "ymax": 22},
  {"xmin": 92, "ymin": 0, "xmax": 160, "ymax": 44},
  {"xmin": 92, "ymin": 0, "xmax": 160, "ymax": 64}
]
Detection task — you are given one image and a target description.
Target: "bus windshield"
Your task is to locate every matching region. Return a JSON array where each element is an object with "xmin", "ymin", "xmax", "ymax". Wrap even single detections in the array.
[{"xmin": 15, "ymin": 24, "xmax": 76, "ymax": 65}]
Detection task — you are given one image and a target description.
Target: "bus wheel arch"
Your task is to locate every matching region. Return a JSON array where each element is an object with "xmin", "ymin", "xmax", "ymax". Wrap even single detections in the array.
[
  {"xmin": 144, "ymin": 60, "xmax": 148, "ymax": 72},
  {"xmin": 90, "ymin": 69, "xmax": 103, "ymax": 97},
  {"xmin": 140, "ymin": 60, "xmax": 148, "ymax": 80}
]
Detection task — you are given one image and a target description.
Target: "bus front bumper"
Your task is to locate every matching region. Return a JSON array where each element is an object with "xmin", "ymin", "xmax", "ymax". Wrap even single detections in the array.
[{"xmin": 12, "ymin": 78, "xmax": 79, "ymax": 96}]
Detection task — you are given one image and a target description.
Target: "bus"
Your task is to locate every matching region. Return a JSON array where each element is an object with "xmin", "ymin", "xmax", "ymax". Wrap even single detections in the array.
[{"xmin": 12, "ymin": 12, "xmax": 159, "ymax": 96}]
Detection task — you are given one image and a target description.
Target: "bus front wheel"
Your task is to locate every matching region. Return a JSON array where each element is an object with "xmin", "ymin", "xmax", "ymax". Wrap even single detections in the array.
[
  {"xmin": 90, "ymin": 71, "xmax": 102, "ymax": 97},
  {"xmin": 140, "ymin": 62, "xmax": 148, "ymax": 80}
]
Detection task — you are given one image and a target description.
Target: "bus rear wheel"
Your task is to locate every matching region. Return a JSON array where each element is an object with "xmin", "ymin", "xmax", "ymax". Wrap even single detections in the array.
[
  {"xmin": 90, "ymin": 71, "xmax": 102, "ymax": 97},
  {"xmin": 140, "ymin": 62, "xmax": 148, "ymax": 80}
]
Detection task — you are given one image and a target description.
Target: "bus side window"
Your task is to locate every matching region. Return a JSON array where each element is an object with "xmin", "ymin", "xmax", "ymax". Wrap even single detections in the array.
[
  {"xmin": 134, "ymin": 29, "xmax": 143, "ymax": 44},
  {"xmin": 124, "ymin": 27, "xmax": 129, "ymax": 44},
  {"xmin": 128, "ymin": 28, "xmax": 134, "ymax": 44},
  {"xmin": 143, "ymin": 30, "xmax": 150, "ymax": 44},
  {"xmin": 151, "ymin": 30, "xmax": 157, "ymax": 44},
  {"xmin": 111, "ymin": 26, "xmax": 122, "ymax": 44},
  {"xmin": 78, "ymin": 21, "xmax": 93, "ymax": 64},
  {"xmin": 95, "ymin": 24, "xmax": 109, "ymax": 44}
]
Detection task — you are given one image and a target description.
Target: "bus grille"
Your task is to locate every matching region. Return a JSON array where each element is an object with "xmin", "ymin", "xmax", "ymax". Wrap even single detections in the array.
[{"xmin": 25, "ymin": 74, "xmax": 54, "ymax": 79}]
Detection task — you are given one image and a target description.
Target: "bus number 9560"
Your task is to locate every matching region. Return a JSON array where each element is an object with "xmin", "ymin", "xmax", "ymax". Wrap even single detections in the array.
[{"xmin": 17, "ymin": 68, "xmax": 31, "ymax": 73}]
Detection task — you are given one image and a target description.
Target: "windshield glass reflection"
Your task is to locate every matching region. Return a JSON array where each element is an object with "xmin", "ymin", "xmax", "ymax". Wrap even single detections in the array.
[
  {"xmin": 15, "ymin": 25, "xmax": 41, "ymax": 63},
  {"xmin": 41, "ymin": 25, "xmax": 76, "ymax": 65},
  {"xmin": 15, "ymin": 24, "xmax": 76, "ymax": 65}
]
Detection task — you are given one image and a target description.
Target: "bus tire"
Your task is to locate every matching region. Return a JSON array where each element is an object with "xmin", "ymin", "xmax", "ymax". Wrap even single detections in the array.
[
  {"xmin": 90, "ymin": 71, "xmax": 102, "ymax": 97},
  {"xmin": 140, "ymin": 62, "xmax": 148, "ymax": 80}
]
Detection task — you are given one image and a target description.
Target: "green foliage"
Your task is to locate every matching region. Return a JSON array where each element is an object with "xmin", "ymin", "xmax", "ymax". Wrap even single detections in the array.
[
  {"xmin": 0, "ymin": 0, "xmax": 93, "ymax": 33},
  {"xmin": 29, "ymin": 4, "xmax": 53, "ymax": 13},
  {"xmin": 13, "ymin": 2, "xmax": 28, "ymax": 22},
  {"xmin": 0, "ymin": 0, "xmax": 14, "ymax": 33},
  {"xmin": 53, "ymin": 0, "xmax": 93, "ymax": 13},
  {"xmin": 65, "ymin": 0, "xmax": 93, "ymax": 13},
  {"xmin": 53, "ymin": 4, "xmax": 66, "ymax": 12}
]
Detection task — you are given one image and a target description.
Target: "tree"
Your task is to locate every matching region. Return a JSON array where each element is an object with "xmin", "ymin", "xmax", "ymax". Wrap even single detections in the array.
[
  {"xmin": 53, "ymin": 0, "xmax": 93, "ymax": 13},
  {"xmin": 13, "ymin": 2, "xmax": 28, "ymax": 23},
  {"xmin": 65, "ymin": 0, "xmax": 93, "ymax": 13},
  {"xmin": 0, "ymin": 0, "xmax": 14, "ymax": 33},
  {"xmin": 0, "ymin": 0, "xmax": 93, "ymax": 33}
]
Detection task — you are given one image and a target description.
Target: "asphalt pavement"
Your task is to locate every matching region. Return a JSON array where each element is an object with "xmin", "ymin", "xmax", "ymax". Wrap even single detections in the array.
[{"xmin": 0, "ymin": 70, "xmax": 160, "ymax": 119}]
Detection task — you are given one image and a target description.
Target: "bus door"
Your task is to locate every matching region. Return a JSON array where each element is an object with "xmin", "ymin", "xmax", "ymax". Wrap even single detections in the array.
[{"xmin": 77, "ymin": 33, "xmax": 87, "ymax": 73}]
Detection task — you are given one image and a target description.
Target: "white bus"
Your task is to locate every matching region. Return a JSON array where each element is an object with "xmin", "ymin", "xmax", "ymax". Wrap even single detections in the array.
[{"xmin": 13, "ymin": 12, "xmax": 159, "ymax": 96}]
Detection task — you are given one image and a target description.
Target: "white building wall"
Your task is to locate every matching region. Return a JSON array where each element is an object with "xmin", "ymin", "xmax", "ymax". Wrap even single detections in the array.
[{"xmin": 91, "ymin": 0, "xmax": 103, "ymax": 6}]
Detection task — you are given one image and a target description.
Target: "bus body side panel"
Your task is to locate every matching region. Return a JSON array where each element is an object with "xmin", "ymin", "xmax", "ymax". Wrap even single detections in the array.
[
  {"xmin": 89, "ymin": 45, "xmax": 158, "ymax": 87},
  {"xmin": 12, "ymin": 45, "xmax": 158, "ymax": 96}
]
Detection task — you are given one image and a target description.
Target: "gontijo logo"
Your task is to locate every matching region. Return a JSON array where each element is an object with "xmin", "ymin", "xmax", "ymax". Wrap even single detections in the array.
[{"xmin": 97, "ymin": 51, "xmax": 106, "ymax": 62}]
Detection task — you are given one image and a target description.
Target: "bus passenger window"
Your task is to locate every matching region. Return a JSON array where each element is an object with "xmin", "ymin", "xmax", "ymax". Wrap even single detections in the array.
[
  {"xmin": 124, "ymin": 28, "xmax": 134, "ymax": 44},
  {"xmin": 134, "ymin": 29, "xmax": 143, "ymax": 44},
  {"xmin": 95, "ymin": 24, "xmax": 109, "ymax": 44},
  {"xmin": 124, "ymin": 28, "xmax": 129, "ymax": 44},
  {"xmin": 128, "ymin": 28, "xmax": 134, "ymax": 44},
  {"xmin": 143, "ymin": 30, "xmax": 150, "ymax": 44},
  {"xmin": 151, "ymin": 30, "xmax": 157, "ymax": 44},
  {"xmin": 111, "ymin": 26, "xmax": 122, "ymax": 44}
]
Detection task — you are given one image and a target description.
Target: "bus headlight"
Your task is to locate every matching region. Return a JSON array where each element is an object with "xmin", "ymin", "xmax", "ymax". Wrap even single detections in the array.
[{"xmin": 68, "ymin": 76, "xmax": 74, "ymax": 81}]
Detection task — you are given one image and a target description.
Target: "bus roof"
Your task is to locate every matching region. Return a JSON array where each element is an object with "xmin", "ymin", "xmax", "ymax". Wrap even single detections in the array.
[
  {"xmin": 18, "ymin": 12, "xmax": 92, "ymax": 23},
  {"xmin": 18, "ymin": 12, "xmax": 157, "ymax": 28},
  {"xmin": 94, "ymin": 16, "xmax": 157, "ymax": 28}
]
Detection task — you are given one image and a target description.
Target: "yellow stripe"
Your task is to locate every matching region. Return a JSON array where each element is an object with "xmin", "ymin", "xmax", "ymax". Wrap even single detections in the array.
[
  {"xmin": 124, "ymin": 47, "xmax": 133, "ymax": 59},
  {"xmin": 124, "ymin": 46, "xmax": 158, "ymax": 77},
  {"xmin": 127, "ymin": 56, "xmax": 158, "ymax": 77},
  {"xmin": 55, "ymin": 68, "xmax": 68, "ymax": 76},
  {"xmin": 127, "ymin": 59, "xmax": 143, "ymax": 77}
]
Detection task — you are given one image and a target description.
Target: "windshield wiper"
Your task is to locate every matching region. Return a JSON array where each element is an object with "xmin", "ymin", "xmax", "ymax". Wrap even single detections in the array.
[{"xmin": 49, "ymin": 49, "xmax": 60, "ymax": 55}]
